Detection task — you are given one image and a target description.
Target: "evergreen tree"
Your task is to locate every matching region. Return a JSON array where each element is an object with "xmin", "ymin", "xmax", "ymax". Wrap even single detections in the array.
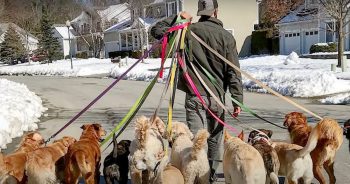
[
  {"xmin": 37, "ymin": 5, "xmax": 61, "ymax": 63},
  {"xmin": 0, "ymin": 25, "xmax": 25, "ymax": 64}
]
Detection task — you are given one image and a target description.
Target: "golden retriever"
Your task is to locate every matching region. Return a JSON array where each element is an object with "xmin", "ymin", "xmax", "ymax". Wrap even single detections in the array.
[
  {"xmin": 64, "ymin": 124, "xmax": 106, "ymax": 184},
  {"xmin": 168, "ymin": 122, "xmax": 210, "ymax": 184},
  {"xmin": 0, "ymin": 132, "xmax": 44, "ymax": 183},
  {"xmin": 223, "ymin": 130, "xmax": 266, "ymax": 184},
  {"xmin": 25, "ymin": 136, "xmax": 76, "ymax": 184},
  {"xmin": 284, "ymin": 112, "xmax": 343, "ymax": 184}
]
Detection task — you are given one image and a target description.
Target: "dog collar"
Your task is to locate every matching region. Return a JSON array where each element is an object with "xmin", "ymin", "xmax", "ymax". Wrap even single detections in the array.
[{"xmin": 153, "ymin": 161, "xmax": 161, "ymax": 175}]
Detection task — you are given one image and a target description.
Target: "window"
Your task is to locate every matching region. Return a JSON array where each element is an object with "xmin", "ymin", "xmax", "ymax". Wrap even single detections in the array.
[
  {"xmin": 314, "ymin": 31, "xmax": 318, "ymax": 35},
  {"xmin": 297, "ymin": 33, "xmax": 300, "ymax": 36},
  {"xmin": 326, "ymin": 22, "xmax": 334, "ymax": 42},
  {"xmin": 306, "ymin": 32, "xmax": 309, "ymax": 35},
  {"xmin": 285, "ymin": 34, "xmax": 289, "ymax": 37},
  {"xmin": 167, "ymin": 2, "xmax": 177, "ymax": 17},
  {"xmin": 289, "ymin": 33, "xmax": 293, "ymax": 37},
  {"xmin": 310, "ymin": 31, "xmax": 314, "ymax": 35},
  {"xmin": 293, "ymin": 33, "xmax": 296, "ymax": 37}
]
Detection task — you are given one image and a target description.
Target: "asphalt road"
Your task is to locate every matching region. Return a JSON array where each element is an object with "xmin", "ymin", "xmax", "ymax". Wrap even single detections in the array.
[{"xmin": 2, "ymin": 76, "xmax": 350, "ymax": 184}]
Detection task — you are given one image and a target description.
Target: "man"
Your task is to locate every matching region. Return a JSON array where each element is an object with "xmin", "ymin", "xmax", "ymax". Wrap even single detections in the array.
[{"xmin": 151, "ymin": 0, "xmax": 243, "ymax": 182}]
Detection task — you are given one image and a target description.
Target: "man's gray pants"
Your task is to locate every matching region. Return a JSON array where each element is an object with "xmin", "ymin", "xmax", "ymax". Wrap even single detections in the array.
[{"xmin": 185, "ymin": 94, "xmax": 224, "ymax": 178}]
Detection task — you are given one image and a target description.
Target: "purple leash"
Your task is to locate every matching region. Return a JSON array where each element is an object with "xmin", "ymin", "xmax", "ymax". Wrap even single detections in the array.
[{"xmin": 45, "ymin": 40, "xmax": 161, "ymax": 144}]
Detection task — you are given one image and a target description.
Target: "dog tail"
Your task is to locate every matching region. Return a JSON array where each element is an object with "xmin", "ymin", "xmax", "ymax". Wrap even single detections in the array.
[
  {"xmin": 298, "ymin": 118, "xmax": 343, "ymax": 157},
  {"xmin": 191, "ymin": 129, "xmax": 210, "ymax": 160},
  {"xmin": 269, "ymin": 172, "xmax": 279, "ymax": 184},
  {"xmin": 74, "ymin": 151, "xmax": 92, "ymax": 178}
]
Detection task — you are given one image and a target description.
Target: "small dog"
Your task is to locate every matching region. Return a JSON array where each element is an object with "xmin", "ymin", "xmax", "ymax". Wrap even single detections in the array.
[
  {"xmin": 168, "ymin": 122, "xmax": 210, "ymax": 184},
  {"xmin": 0, "ymin": 132, "xmax": 44, "ymax": 183},
  {"xmin": 25, "ymin": 136, "xmax": 76, "ymax": 184},
  {"xmin": 129, "ymin": 116, "xmax": 166, "ymax": 184},
  {"xmin": 103, "ymin": 133, "xmax": 131, "ymax": 184},
  {"xmin": 223, "ymin": 130, "xmax": 266, "ymax": 184},
  {"xmin": 65, "ymin": 124, "xmax": 106, "ymax": 184},
  {"xmin": 248, "ymin": 129, "xmax": 280, "ymax": 184},
  {"xmin": 284, "ymin": 112, "xmax": 343, "ymax": 184}
]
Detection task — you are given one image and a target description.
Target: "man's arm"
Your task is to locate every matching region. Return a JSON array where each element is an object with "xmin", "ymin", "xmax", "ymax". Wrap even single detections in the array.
[
  {"xmin": 226, "ymin": 38, "xmax": 243, "ymax": 109},
  {"xmin": 150, "ymin": 15, "xmax": 178, "ymax": 40}
]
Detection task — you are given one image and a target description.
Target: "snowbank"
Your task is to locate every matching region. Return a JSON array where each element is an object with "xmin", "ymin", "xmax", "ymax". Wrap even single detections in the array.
[
  {"xmin": 0, "ymin": 79, "xmax": 46, "ymax": 150},
  {"xmin": 319, "ymin": 93, "xmax": 350, "ymax": 105},
  {"xmin": 0, "ymin": 58, "xmax": 115, "ymax": 77},
  {"xmin": 284, "ymin": 52, "xmax": 300, "ymax": 65}
]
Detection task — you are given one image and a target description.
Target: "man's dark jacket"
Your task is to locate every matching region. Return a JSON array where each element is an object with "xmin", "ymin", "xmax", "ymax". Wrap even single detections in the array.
[{"xmin": 151, "ymin": 15, "xmax": 243, "ymax": 105}]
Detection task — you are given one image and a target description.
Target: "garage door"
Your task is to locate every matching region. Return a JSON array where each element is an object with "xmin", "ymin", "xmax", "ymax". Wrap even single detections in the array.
[
  {"xmin": 303, "ymin": 30, "xmax": 319, "ymax": 54},
  {"xmin": 284, "ymin": 32, "xmax": 301, "ymax": 55}
]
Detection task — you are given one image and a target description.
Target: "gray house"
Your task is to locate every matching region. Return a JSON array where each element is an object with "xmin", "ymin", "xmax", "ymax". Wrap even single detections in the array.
[
  {"xmin": 103, "ymin": 0, "xmax": 183, "ymax": 58},
  {"xmin": 277, "ymin": 0, "xmax": 344, "ymax": 55}
]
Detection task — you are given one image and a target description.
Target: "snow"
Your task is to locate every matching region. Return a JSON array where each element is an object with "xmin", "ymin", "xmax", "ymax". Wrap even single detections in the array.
[
  {"xmin": 314, "ymin": 43, "xmax": 329, "ymax": 46},
  {"xmin": 0, "ymin": 79, "xmax": 46, "ymax": 150},
  {"xmin": 319, "ymin": 93, "xmax": 350, "ymax": 105},
  {"xmin": 0, "ymin": 58, "xmax": 115, "ymax": 77},
  {"xmin": 284, "ymin": 52, "xmax": 300, "ymax": 65}
]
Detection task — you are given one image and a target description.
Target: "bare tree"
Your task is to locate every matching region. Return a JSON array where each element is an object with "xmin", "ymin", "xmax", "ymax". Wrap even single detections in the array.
[{"xmin": 319, "ymin": 0, "xmax": 350, "ymax": 71}]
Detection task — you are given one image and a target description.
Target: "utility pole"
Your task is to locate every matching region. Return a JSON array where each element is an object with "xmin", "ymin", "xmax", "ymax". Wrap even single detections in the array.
[{"xmin": 66, "ymin": 20, "xmax": 73, "ymax": 69}]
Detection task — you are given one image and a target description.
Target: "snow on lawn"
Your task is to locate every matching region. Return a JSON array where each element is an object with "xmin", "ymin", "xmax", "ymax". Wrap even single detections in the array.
[
  {"xmin": 240, "ymin": 53, "xmax": 350, "ymax": 98},
  {"xmin": 0, "ymin": 79, "xmax": 47, "ymax": 150},
  {"xmin": 319, "ymin": 93, "xmax": 350, "ymax": 105},
  {"xmin": 0, "ymin": 58, "xmax": 115, "ymax": 77}
]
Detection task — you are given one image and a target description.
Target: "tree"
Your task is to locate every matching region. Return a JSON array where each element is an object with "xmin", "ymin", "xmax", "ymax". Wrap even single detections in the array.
[
  {"xmin": 37, "ymin": 5, "xmax": 61, "ymax": 63},
  {"xmin": 319, "ymin": 0, "xmax": 350, "ymax": 71},
  {"xmin": 0, "ymin": 25, "xmax": 26, "ymax": 64}
]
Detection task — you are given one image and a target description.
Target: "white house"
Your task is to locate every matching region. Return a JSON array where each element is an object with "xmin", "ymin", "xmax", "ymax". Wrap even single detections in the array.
[
  {"xmin": 103, "ymin": 0, "xmax": 183, "ymax": 58},
  {"xmin": 53, "ymin": 25, "xmax": 77, "ymax": 57},
  {"xmin": 97, "ymin": 3, "xmax": 130, "ymax": 30},
  {"xmin": 277, "ymin": 0, "xmax": 344, "ymax": 55},
  {"xmin": 0, "ymin": 23, "xmax": 38, "ymax": 53}
]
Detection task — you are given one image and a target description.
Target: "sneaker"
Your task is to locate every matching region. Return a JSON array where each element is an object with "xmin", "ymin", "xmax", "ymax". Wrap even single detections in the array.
[{"xmin": 209, "ymin": 172, "xmax": 218, "ymax": 184}]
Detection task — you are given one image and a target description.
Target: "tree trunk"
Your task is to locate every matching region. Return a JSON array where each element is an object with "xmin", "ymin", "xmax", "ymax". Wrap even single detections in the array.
[{"xmin": 337, "ymin": 20, "xmax": 344, "ymax": 67}]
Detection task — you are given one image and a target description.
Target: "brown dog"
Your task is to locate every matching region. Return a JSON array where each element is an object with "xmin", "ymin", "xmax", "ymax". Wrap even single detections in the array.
[
  {"xmin": 284, "ymin": 112, "xmax": 343, "ymax": 184},
  {"xmin": 0, "ymin": 132, "xmax": 44, "ymax": 183},
  {"xmin": 25, "ymin": 136, "xmax": 76, "ymax": 184},
  {"xmin": 64, "ymin": 124, "xmax": 106, "ymax": 184}
]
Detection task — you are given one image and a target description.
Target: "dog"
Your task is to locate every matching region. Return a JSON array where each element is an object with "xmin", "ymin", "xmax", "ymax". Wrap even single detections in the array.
[
  {"xmin": 25, "ymin": 136, "xmax": 76, "ymax": 184},
  {"xmin": 167, "ymin": 122, "xmax": 210, "ymax": 184},
  {"xmin": 129, "ymin": 116, "xmax": 166, "ymax": 184},
  {"xmin": 64, "ymin": 124, "xmax": 106, "ymax": 184},
  {"xmin": 151, "ymin": 154, "xmax": 185, "ymax": 184},
  {"xmin": 284, "ymin": 112, "xmax": 343, "ymax": 184},
  {"xmin": 248, "ymin": 129, "xmax": 280, "ymax": 184},
  {"xmin": 0, "ymin": 132, "xmax": 44, "ymax": 183},
  {"xmin": 344, "ymin": 119, "xmax": 350, "ymax": 152},
  {"xmin": 103, "ymin": 132, "xmax": 131, "ymax": 184},
  {"xmin": 223, "ymin": 130, "xmax": 266, "ymax": 184}
]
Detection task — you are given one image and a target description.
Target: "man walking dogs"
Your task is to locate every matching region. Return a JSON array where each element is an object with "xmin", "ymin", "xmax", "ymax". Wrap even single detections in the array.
[{"xmin": 151, "ymin": 0, "xmax": 243, "ymax": 183}]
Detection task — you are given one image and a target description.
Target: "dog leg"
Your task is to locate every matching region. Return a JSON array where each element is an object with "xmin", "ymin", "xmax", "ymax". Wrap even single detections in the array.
[
  {"xmin": 313, "ymin": 165, "xmax": 326, "ymax": 184},
  {"xmin": 323, "ymin": 161, "xmax": 336, "ymax": 184}
]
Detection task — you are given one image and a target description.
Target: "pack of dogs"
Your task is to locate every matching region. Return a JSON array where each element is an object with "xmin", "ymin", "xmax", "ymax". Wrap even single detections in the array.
[{"xmin": 0, "ymin": 112, "xmax": 348, "ymax": 184}]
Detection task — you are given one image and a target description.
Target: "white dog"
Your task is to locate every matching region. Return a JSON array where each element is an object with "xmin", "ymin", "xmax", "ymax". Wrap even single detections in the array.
[
  {"xmin": 223, "ymin": 130, "xmax": 266, "ymax": 184},
  {"xmin": 168, "ymin": 122, "xmax": 210, "ymax": 184}
]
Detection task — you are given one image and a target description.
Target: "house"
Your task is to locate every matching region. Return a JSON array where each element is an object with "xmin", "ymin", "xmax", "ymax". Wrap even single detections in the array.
[
  {"xmin": 53, "ymin": 25, "xmax": 77, "ymax": 57},
  {"xmin": 278, "ymin": 0, "xmax": 342, "ymax": 55},
  {"xmin": 184, "ymin": 0, "xmax": 259, "ymax": 57},
  {"xmin": 96, "ymin": 3, "xmax": 130, "ymax": 31},
  {"xmin": 103, "ymin": 0, "xmax": 183, "ymax": 58},
  {"xmin": 0, "ymin": 23, "xmax": 38, "ymax": 53}
]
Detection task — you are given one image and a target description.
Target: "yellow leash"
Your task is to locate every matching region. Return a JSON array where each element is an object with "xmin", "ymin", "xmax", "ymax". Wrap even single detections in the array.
[{"xmin": 190, "ymin": 31, "xmax": 323, "ymax": 120}]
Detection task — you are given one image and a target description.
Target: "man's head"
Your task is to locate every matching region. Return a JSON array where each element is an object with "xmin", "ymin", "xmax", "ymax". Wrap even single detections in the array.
[{"xmin": 197, "ymin": 0, "xmax": 218, "ymax": 17}]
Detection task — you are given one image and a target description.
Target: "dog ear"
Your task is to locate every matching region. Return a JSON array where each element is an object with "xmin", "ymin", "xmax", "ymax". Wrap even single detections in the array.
[
  {"xmin": 93, "ymin": 124, "xmax": 102, "ymax": 130},
  {"xmin": 266, "ymin": 130, "xmax": 273, "ymax": 138},
  {"xmin": 80, "ymin": 124, "xmax": 88, "ymax": 130},
  {"xmin": 151, "ymin": 117, "xmax": 166, "ymax": 137},
  {"xmin": 238, "ymin": 130, "xmax": 244, "ymax": 141}
]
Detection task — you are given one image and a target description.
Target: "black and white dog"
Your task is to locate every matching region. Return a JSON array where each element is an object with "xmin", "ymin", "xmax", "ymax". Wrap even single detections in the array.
[{"xmin": 103, "ymin": 133, "xmax": 131, "ymax": 184}]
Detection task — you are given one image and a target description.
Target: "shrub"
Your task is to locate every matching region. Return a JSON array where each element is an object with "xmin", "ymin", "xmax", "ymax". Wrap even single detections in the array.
[
  {"xmin": 309, "ymin": 43, "xmax": 337, "ymax": 54},
  {"xmin": 76, "ymin": 52, "xmax": 88, "ymax": 59},
  {"xmin": 251, "ymin": 29, "xmax": 276, "ymax": 55}
]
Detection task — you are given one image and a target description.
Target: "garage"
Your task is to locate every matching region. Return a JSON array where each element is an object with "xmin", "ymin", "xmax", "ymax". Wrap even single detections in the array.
[{"xmin": 282, "ymin": 32, "xmax": 301, "ymax": 55}]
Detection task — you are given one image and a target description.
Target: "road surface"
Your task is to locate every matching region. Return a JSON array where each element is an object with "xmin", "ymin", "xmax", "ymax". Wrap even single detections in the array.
[{"xmin": 2, "ymin": 76, "xmax": 350, "ymax": 183}]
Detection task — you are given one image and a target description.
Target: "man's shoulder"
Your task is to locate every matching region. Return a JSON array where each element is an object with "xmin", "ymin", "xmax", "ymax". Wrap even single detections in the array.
[{"xmin": 191, "ymin": 21, "xmax": 234, "ymax": 40}]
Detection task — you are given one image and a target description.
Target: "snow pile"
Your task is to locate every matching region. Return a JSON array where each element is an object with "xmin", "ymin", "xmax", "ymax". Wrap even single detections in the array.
[
  {"xmin": 0, "ymin": 79, "xmax": 47, "ymax": 150},
  {"xmin": 241, "ymin": 55, "xmax": 350, "ymax": 98},
  {"xmin": 0, "ymin": 58, "xmax": 115, "ymax": 77},
  {"xmin": 284, "ymin": 52, "xmax": 300, "ymax": 65},
  {"xmin": 109, "ymin": 58, "xmax": 171, "ymax": 81},
  {"xmin": 319, "ymin": 93, "xmax": 350, "ymax": 104}
]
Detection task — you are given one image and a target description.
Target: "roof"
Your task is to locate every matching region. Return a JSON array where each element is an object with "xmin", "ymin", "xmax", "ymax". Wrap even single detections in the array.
[
  {"xmin": 0, "ymin": 23, "xmax": 38, "ymax": 42},
  {"xmin": 150, "ymin": 0, "xmax": 165, "ymax": 5},
  {"xmin": 104, "ymin": 19, "xmax": 132, "ymax": 32},
  {"xmin": 97, "ymin": 3, "xmax": 130, "ymax": 23},
  {"xmin": 54, "ymin": 25, "xmax": 76, "ymax": 39},
  {"xmin": 279, "ymin": 4, "xmax": 319, "ymax": 24}
]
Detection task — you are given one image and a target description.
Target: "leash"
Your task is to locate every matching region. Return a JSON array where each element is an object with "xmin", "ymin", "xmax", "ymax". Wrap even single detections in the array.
[
  {"xmin": 190, "ymin": 31, "xmax": 323, "ymax": 121},
  {"xmin": 187, "ymin": 54, "xmax": 287, "ymax": 129},
  {"xmin": 44, "ymin": 40, "xmax": 162, "ymax": 144}
]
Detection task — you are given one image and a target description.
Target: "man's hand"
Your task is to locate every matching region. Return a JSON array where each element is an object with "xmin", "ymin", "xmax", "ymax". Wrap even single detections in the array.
[
  {"xmin": 233, "ymin": 106, "xmax": 241, "ymax": 117},
  {"xmin": 180, "ymin": 11, "xmax": 193, "ymax": 21}
]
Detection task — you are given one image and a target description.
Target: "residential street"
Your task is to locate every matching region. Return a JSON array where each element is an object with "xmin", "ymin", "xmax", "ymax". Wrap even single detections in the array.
[{"xmin": 2, "ymin": 76, "xmax": 350, "ymax": 183}]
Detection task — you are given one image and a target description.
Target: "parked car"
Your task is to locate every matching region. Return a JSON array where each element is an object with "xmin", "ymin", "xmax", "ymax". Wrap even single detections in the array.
[{"xmin": 30, "ymin": 54, "xmax": 46, "ymax": 62}]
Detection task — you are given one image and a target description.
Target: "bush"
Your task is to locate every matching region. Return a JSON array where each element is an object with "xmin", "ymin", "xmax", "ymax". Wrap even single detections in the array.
[
  {"xmin": 309, "ymin": 43, "xmax": 337, "ymax": 54},
  {"xmin": 76, "ymin": 52, "xmax": 88, "ymax": 59},
  {"xmin": 251, "ymin": 29, "xmax": 275, "ymax": 55}
]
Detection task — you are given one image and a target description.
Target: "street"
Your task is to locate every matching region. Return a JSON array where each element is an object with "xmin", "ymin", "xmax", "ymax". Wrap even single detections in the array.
[{"xmin": 2, "ymin": 76, "xmax": 350, "ymax": 183}]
